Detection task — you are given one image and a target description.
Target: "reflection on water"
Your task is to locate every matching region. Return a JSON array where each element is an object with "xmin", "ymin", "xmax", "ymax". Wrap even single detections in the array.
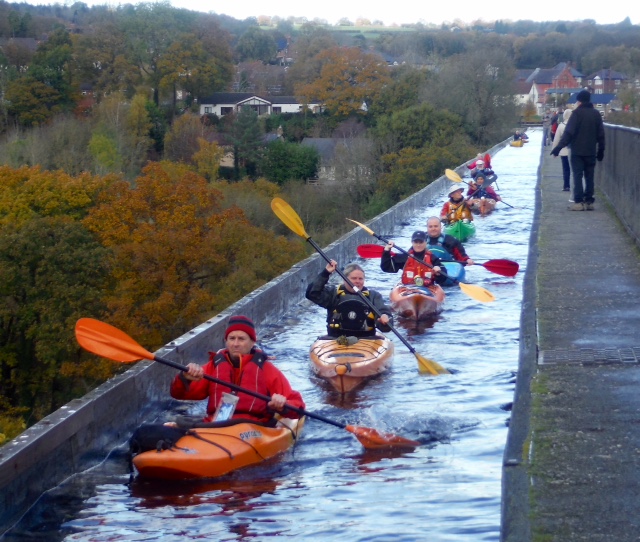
[{"xmin": 4, "ymin": 132, "xmax": 541, "ymax": 542}]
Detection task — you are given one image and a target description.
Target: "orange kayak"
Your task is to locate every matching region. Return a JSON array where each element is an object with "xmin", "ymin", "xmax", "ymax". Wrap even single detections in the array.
[
  {"xmin": 389, "ymin": 283, "xmax": 445, "ymax": 320},
  {"xmin": 310, "ymin": 336, "xmax": 394, "ymax": 393},
  {"xmin": 132, "ymin": 418, "xmax": 304, "ymax": 480}
]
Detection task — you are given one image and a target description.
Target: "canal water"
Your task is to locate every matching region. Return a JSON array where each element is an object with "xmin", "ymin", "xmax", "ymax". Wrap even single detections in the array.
[{"xmin": 4, "ymin": 131, "xmax": 541, "ymax": 542}]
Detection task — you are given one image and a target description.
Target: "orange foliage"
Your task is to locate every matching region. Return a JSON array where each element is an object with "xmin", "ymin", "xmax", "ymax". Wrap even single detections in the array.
[
  {"xmin": 84, "ymin": 162, "xmax": 307, "ymax": 348},
  {"xmin": 295, "ymin": 47, "xmax": 392, "ymax": 118}
]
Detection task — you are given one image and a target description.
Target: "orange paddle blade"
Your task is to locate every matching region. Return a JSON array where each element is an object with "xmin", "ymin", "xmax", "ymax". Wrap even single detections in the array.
[
  {"xmin": 346, "ymin": 425, "xmax": 421, "ymax": 449},
  {"xmin": 75, "ymin": 318, "xmax": 154, "ymax": 363}
]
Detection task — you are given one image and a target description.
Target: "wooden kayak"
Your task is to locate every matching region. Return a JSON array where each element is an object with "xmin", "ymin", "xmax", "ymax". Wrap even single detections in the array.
[
  {"xmin": 310, "ymin": 335, "xmax": 394, "ymax": 393},
  {"xmin": 132, "ymin": 417, "xmax": 304, "ymax": 480},
  {"xmin": 444, "ymin": 220, "xmax": 476, "ymax": 242},
  {"xmin": 389, "ymin": 283, "xmax": 446, "ymax": 320},
  {"xmin": 469, "ymin": 197, "xmax": 497, "ymax": 216}
]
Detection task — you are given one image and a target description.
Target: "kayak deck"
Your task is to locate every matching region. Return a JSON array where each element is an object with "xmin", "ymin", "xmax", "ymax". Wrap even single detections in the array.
[
  {"xmin": 310, "ymin": 336, "xmax": 394, "ymax": 393},
  {"xmin": 390, "ymin": 283, "xmax": 445, "ymax": 320},
  {"xmin": 132, "ymin": 418, "xmax": 304, "ymax": 480}
]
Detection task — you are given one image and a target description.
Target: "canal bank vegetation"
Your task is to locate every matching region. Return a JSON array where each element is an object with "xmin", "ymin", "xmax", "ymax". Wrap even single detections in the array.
[{"xmin": 1, "ymin": 3, "xmax": 639, "ymax": 442}]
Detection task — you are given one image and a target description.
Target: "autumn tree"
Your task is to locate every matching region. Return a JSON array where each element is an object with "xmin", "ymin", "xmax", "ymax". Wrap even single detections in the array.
[
  {"xmin": 163, "ymin": 112, "xmax": 210, "ymax": 163},
  {"xmin": 193, "ymin": 137, "xmax": 224, "ymax": 181},
  {"xmin": 72, "ymin": 18, "xmax": 141, "ymax": 99},
  {"xmin": 83, "ymin": 161, "xmax": 306, "ymax": 347},
  {"xmin": 295, "ymin": 46, "xmax": 393, "ymax": 119},
  {"xmin": 284, "ymin": 23, "xmax": 336, "ymax": 94},
  {"xmin": 5, "ymin": 27, "xmax": 77, "ymax": 126},
  {"xmin": 0, "ymin": 166, "xmax": 116, "ymax": 432}
]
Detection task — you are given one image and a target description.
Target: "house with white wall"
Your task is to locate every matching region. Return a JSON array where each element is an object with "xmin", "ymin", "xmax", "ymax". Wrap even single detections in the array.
[{"xmin": 199, "ymin": 93, "xmax": 322, "ymax": 116}]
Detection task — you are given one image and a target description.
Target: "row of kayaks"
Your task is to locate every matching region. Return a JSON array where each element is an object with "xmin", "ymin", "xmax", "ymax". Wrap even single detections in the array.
[{"xmin": 130, "ymin": 162, "xmax": 506, "ymax": 481}]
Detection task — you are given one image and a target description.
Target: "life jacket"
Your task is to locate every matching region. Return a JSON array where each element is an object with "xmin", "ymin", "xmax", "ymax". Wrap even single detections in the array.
[
  {"xmin": 427, "ymin": 235, "xmax": 453, "ymax": 261},
  {"xmin": 203, "ymin": 349, "xmax": 270, "ymax": 422},
  {"xmin": 328, "ymin": 286, "xmax": 376, "ymax": 336},
  {"xmin": 401, "ymin": 249, "xmax": 437, "ymax": 286},
  {"xmin": 445, "ymin": 200, "xmax": 472, "ymax": 223}
]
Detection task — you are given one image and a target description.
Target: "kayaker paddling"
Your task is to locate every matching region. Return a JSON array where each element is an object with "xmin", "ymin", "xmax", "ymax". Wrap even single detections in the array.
[
  {"xmin": 440, "ymin": 185, "xmax": 473, "ymax": 225},
  {"xmin": 170, "ymin": 315, "xmax": 305, "ymax": 424},
  {"xmin": 425, "ymin": 217, "xmax": 475, "ymax": 266},
  {"xmin": 306, "ymin": 261, "xmax": 393, "ymax": 338}
]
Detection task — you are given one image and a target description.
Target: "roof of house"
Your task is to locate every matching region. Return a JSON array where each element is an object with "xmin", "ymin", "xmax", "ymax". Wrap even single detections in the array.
[
  {"xmin": 515, "ymin": 69, "xmax": 535, "ymax": 81},
  {"xmin": 526, "ymin": 63, "xmax": 583, "ymax": 85},
  {"xmin": 515, "ymin": 80, "xmax": 533, "ymax": 94},
  {"xmin": 300, "ymin": 138, "xmax": 339, "ymax": 161},
  {"xmin": 568, "ymin": 92, "xmax": 617, "ymax": 105},
  {"xmin": 585, "ymin": 69, "xmax": 627, "ymax": 81},
  {"xmin": 200, "ymin": 93, "xmax": 317, "ymax": 106}
]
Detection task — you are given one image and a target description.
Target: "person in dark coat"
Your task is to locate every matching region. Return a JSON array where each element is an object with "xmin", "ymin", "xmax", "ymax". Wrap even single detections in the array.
[
  {"xmin": 551, "ymin": 90, "xmax": 605, "ymax": 211},
  {"xmin": 306, "ymin": 261, "xmax": 392, "ymax": 338}
]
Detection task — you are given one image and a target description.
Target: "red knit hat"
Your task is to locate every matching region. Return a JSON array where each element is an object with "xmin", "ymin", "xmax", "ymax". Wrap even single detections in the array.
[{"xmin": 224, "ymin": 315, "xmax": 257, "ymax": 341}]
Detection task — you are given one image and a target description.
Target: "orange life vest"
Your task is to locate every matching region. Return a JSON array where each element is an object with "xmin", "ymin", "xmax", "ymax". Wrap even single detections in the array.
[
  {"xmin": 443, "ymin": 200, "xmax": 473, "ymax": 223},
  {"xmin": 401, "ymin": 250, "xmax": 437, "ymax": 286}
]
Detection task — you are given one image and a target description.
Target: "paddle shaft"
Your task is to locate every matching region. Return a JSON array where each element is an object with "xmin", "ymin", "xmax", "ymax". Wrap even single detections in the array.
[
  {"xmin": 156, "ymin": 353, "xmax": 347, "ymax": 430},
  {"xmin": 358, "ymin": 244, "xmax": 517, "ymax": 276},
  {"xmin": 305, "ymin": 237, "xmax": 423, "ymax": 357},
  {"xmin": 366, "ymin": 233, "xmax": 459, "ymax": 284}
]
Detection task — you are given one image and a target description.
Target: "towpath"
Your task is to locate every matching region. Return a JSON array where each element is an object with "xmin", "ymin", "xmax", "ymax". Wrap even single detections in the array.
[{"xmin": 503, "ymin": 142, "xmax": 640, "ymax": 541}]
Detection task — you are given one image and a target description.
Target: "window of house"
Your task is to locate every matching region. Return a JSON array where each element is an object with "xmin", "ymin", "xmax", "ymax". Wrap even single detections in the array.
[
  {"xmin": 221, "ymin": 107, "xmax": 233, "ymax": 115},
  {"xmin": 273, "ymin": 107, "xmax": 281, "ymax": 113},
  {"xmin": 204, "ymin": 106, "xmax": 212, "ymax": 113}
]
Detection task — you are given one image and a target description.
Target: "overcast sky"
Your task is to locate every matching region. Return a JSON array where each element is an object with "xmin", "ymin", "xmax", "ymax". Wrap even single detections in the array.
[
  {"xmin": 162, "ymin": 0, "xmax": 631, "ymax": 27},
  {"xmin": 30, "ymin": 0, "xmax": 634, "ymax": 27}
]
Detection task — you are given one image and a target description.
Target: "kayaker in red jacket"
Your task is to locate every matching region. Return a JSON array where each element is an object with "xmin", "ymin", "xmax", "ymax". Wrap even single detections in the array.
[
  {"xmin": 170, "ymin": 315, "xmax": 305, "ymax": 424},
  {"xmin": 466, "ymin": 172, "xmax": 501, "ymax": 203},
  {"xmin": 380, "ymin": 230, "xmax": 447, "ymax": 287}
]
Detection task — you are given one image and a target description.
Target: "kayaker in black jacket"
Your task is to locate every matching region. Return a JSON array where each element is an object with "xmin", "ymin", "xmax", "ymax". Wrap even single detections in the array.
[
  {"xmin": 425, "ymin": 217, "xmax": 475, "ymax": 266},
  {"xmin": 551, "ymin": 89, "xmax": 605, "ymax": 211},
  {"xmin": 306, "ymin": 261, "xmax": 393, "ymax": 338}
]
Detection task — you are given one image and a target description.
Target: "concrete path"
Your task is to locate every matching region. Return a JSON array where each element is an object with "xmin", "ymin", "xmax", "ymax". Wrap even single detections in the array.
[{"xmin": 504, "ymin": 146, "xmax": 640, "ymax": 541}]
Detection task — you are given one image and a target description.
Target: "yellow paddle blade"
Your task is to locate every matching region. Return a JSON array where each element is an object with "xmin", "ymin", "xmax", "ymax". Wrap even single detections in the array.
[
  {"xmin": 445, "ymin": 169, "xmax": 463, "ymax": 183},
  {"xmin": 458, "ymin": 282, "xmax": 496, "ymax": 303},
  {"xmin": 416, "ymin": 353, "xmax": 450, "ymax": 375},
  {"xmin": 346, "ymin": 218, "xmax": 375, "ymax": 236},
  {"xmin": 271, "ymin": 197, "xmax": 309, "ymax": 239}
]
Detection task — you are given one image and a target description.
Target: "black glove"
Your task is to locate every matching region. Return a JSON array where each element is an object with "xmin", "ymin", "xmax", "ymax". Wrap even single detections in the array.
[
  {"xmin": 597, "ymin": 149, "xmax": 604, "ymax": 161},
  {"xmin": 550, "ymin": 148, "xmax": 560, "ymax": 157}
]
